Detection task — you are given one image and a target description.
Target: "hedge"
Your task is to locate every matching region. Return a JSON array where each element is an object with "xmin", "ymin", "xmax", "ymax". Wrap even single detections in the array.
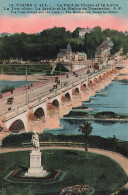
[{"xmin": 2, "ymin": 132, "xmax": 128, "ymax": 157}]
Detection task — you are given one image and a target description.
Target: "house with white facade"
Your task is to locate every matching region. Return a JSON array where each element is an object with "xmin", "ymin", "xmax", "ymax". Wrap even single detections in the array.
[
  {"xmin": 124, "ymin": 31, "xmax": 128, "ymax": 36},
  {"xmin": 79, "ymin": 28, "xmax": 93, "ymax": 38}
]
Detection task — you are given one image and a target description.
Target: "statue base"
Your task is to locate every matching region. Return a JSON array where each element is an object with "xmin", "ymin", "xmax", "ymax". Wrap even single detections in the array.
[{"xmin": 25, "ymin": 150, "xmax": 48, "ymax": 177}]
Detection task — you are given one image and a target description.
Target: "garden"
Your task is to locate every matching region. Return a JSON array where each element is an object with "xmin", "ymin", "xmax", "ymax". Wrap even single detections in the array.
[{"xmin": 0, "ymin": 149, "xmax": 127, "ymax": 195}]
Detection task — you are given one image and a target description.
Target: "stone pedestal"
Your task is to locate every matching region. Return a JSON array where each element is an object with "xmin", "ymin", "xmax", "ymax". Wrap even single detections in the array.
[{"xmin": 25, "ymin": 150, "xmax": 48, "ymax": 177}]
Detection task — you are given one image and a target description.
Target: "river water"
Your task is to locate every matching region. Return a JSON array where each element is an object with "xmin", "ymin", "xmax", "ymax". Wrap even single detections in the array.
[
  {"xmin": 83, "ymin": 80, "xmax": 128, "ymax": 115},
  {"xmin": 44, "ymin": 68, "xmax": 128, "ymax": 141},
  {"xmin": 0, "ymin": 80, "xmax": 33, "ymax": 92}
]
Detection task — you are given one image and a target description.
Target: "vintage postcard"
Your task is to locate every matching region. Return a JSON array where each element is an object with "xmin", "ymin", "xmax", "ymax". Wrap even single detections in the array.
[{"xmin": 0, "ymin": 0, "xmax": 128, "ymax": 194}]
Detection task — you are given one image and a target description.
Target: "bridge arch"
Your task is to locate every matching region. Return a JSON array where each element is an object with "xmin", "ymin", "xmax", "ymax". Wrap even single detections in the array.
[
  {"xmin": 52, "ymin": 99, "xmax": 59, "ymax": 107},
  {"xmin": 75, "ymin": 87, "xmax": 79, "ymax": 93},
  {"xmin": 83, "ymin": 83, "xmax": 86, "ymax": 87},
  {"xmin": 72, "ymin": 83, "xmax": 81, "ymax": 95},
  {"xmin": 9, "ymin": 119, "xmax": 25, "ymax": 133},
  {"xmin": 81, "ymin": 81, "xmax": 88, "ymax": 89},
  {"xmin": 98, "ymin": 75, "xmax": 102, "ymax": 80},
  {"xmin": 72, "ymin": 86, "xmax": 80, "ymax": 95},
  {"xmin": 81, "ymin": 82, "xmax": 87, "ymax": 90},
  {"xmin": 62, "ymin": 88, "xmax": 72, "ymax": 101},
  {"xmin": 34, "ymin": 107, "xmax": 45, "ymax": 119},
  {"xmin": 65, "ymin": 92, "xmax": 71, "ymax": 100},
  {"xmin": 102, "ymin": 73, "xmax": 106, "ymax": 78}
]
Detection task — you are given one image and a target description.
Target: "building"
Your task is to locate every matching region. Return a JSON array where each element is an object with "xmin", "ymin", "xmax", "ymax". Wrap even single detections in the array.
[
  {"xmin": 57, "ymin": 44, "xmax": 87, "ymax": 63},
  {"xmin": 95, "ymin": 37, "xmax": 114, "ymax": 69},
  {"xmin": 124, "ymin": 31, "xmax": 128, "ymax": 36},
  {"xmin": 114, "ymin": 48, "xmax": 123, "ymax": 63},
  {"xmin": 57, "ymin": 44, "xmax": 72, "ymax": 63},
  {"xmin": 73, "ymin": 52, "xmax": 87, "ymax": 61},
  {"xmin": 56, "ymin": 44, "xmax": 88, "ymax": 72},
  {"xmin": 0, "ymin": 32, "xmax": 12, "ymax": 37},
  {"xmin": 79, "ymin": 28, "xmax": 93, "ymax": 38}
]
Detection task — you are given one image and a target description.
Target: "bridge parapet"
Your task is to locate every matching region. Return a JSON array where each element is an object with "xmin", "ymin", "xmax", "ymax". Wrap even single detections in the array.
[
  {"xmin": 72, "ymin": 80, "xmax": 81, "ymax": 87},
  {"xmin": 48, "ymin": 92, "xmax": 61, "ymax": 100},
  {"xmin": 47, "ymin": 92, "xmax": 61, "ymax": 107},
  {"xmin": 29, "ymin": 100, "xmax": 46, "ymax": 110},
  {"xmin": 2, "ymin": 105, "xmax": 28, "ymax": 121},
  {"xmin": 62, "ymin": 86, "xmax": 73, "ymax": 93}
]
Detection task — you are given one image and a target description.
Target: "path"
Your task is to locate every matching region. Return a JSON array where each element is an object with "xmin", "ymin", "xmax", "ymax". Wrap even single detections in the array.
[{"xmin": 0, "ymin": 146, "xmax": 128, "ymax": 189}]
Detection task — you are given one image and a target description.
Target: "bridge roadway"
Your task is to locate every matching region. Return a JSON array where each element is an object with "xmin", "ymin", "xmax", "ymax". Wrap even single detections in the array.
[{"xmin": 0, "ymin": 65, "xmax": 112, "ymax": 117}]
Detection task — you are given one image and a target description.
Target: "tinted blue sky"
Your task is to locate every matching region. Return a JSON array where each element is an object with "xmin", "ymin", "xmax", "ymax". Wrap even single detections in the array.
[{"xmin": 0, "ymin": 0, "xmax": 128, "ymax": 16}]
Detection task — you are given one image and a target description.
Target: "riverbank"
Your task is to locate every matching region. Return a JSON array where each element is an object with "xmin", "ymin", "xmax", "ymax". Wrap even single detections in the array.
[{"xmin": 0, "ymin": 59, "xmax": 127, "ymax": 82}]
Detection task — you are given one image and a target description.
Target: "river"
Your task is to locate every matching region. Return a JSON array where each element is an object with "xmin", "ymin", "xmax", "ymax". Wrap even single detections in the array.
[
  {"xmin": 44, "ymin": 67, "xmax": 128, "ymax": 141},
  {"xmin": 0, "ymin": 80, "xmax": 34, "ymax": 92}
]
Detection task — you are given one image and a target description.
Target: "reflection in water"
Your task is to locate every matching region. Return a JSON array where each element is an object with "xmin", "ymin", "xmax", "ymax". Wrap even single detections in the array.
[{"xmin": 93, "ymin": 120, "xmax": 117, "ymax": 125}]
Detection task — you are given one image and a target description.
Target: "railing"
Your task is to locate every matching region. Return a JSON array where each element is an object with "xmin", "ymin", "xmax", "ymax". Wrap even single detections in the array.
[{"xmin": 21, "ymin": 141, "xmax": 85, "ymax": 148}]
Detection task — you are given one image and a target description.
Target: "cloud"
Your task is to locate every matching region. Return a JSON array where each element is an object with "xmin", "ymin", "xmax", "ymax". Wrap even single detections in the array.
[{"xmin": 0, "ymin": 13, "xmax": 128, "ymax": 34}]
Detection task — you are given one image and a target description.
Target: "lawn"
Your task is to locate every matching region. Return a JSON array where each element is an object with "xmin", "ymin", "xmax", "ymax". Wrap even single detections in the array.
[{"xmin": 0, "ymin": 149, "xmax": 127, "ymax": 195}]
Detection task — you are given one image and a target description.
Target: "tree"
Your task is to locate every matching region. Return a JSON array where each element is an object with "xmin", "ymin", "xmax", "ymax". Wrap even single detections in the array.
[
  {"xmin": 79, "ymin": 121, "xmax": 92, "ymax": 155},
  {"xmin": 1, "ymin": 86, "xmax": 15, "ymax": 93},
  {"xmin": 83, "ymin": 28, "xmax": 105, "ymax": 58},
  {"xmin": 72, "ymin": 27, "xmax": 80, "ymax": 38}
]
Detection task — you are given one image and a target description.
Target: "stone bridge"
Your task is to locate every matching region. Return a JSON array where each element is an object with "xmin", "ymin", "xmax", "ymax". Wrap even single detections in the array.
[{"xmin": 1, "ymin": 66, "xmax": 115, "ymax": 133}]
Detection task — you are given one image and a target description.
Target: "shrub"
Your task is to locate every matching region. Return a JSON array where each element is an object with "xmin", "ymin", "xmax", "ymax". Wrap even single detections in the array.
[
  {"xmin": 2, "ymin": 132, "xmax": 32, "ymax": 147},
  {"xmin": 1, "ymin": 86, "xmax": 15, "ymax": 93},
  {"xmin": 64, "ymin": 111, "xmax": 89, "ymax": 117},
  {"xmin": 94, "ymin": 111, "xmax": 117, "ymax": 118}
]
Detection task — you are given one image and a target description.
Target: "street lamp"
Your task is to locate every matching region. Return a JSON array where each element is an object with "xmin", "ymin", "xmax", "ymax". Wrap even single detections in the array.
[{"xmin": 25, "ymin": 64, "xmax": 28, "ymax": 105}]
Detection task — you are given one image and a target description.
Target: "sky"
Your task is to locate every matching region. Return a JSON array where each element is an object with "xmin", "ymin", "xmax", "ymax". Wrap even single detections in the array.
[{"xmin": 0, "ymin": 0, "xmax": 128, "ymax": 34}]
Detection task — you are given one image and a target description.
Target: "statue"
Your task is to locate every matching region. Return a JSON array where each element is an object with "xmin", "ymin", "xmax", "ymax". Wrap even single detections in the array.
[
  {"xmin": 31, "ymin": 131, "xmax": 40, "ymax": 151},
  {"xmin": 25, "ymin": 131, "xmax": 48, "ymax": 177}
]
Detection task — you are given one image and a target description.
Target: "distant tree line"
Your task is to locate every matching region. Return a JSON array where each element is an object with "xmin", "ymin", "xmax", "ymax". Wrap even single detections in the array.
[{"xmin": 0, "ymin": 26, "xmax": 128, "ymax": 61}]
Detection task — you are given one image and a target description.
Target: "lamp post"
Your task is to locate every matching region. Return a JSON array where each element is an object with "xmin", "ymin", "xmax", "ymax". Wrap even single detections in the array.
[
  {"xmin": 91, "ymin": 53, "xmax": 94, "ymax": 73},
  {"xmin": 60, "ymin": 63, "xmax": 62, "ymax": 88},
  {"xmin": 25, "ymin": 64, "xmax": 28, "ymax": 105}
]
